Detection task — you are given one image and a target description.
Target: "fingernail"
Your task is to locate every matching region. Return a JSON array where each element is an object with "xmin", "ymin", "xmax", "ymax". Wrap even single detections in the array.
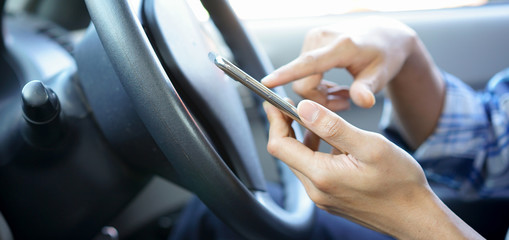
[
  {"xmin": 261, "ymin": 72, "xmax": 277, "ymax": 84},
  {"xmin": 262, "ymin": 101, "xmax": 271, "ymax": 111},
  {"xmin": 260, "ymin": 76, "xmax": 270, "ymax": 85},
  {"xmin": 361, "ymin": 87, "xmax": 376, "ymax": 107},
  {"xmin": 356, "ymin": 84, "xmax": 376, "ymax": 108},
  {"xmin": 298, "ymin": 100, "xmax": 320, "ymax": 123}
]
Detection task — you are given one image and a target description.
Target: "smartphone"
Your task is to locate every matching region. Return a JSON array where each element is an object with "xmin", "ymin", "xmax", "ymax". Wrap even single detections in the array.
[
  {"xmin": 210, "ymin": 52, "xmax": 341, "ymax": 150},
  {"xmin": 209, "ymin": 52, "xmax": 303, "ymax": 126}
]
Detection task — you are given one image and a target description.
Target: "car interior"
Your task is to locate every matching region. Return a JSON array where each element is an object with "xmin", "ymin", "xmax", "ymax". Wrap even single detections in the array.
[{"xmin": 0, "ymin": 0, "xmax": 508, "ymax": 239}]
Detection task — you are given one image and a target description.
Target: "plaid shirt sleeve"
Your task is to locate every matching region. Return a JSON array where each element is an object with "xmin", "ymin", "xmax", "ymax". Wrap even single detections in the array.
[{"xmin": 380, "ymin": 68, "xmax": 509, "ymax": 199}]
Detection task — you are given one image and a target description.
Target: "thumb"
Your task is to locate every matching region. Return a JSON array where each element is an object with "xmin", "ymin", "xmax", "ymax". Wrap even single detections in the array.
[
  {"xmin": 349, "ymin": 80, "xmax": 376, "ymax": 108},
  {"xmin": 297, "ymin": 100, "xmax": 368, "ymax": 156},
  {"xmin": 349, "ymin": 64, "xmax": 392, "ymax": 109}
]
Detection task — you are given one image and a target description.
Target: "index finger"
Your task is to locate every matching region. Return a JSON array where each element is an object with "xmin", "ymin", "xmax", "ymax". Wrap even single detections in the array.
[{"xmin": 261, "ymin": 37, "xmax": 354, "ymax": 88}]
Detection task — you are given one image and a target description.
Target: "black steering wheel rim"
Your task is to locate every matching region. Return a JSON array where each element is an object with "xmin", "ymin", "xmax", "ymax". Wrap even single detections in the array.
[{"xmin": 84, "ymin": 0, "xmax": 314, "ymax": 239}]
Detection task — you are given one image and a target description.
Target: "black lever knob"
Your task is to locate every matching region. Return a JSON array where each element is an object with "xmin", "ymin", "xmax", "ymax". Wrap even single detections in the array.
[
  {"xmin": 21, "ymin": 80, "xmax": 64, "ymax": 147},
  {"xmin": 22, "ymin": 80, "xmax": 60, "ymax": 124}
]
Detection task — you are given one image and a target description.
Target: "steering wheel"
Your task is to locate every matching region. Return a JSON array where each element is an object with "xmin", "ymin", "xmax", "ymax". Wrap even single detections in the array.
[{"xmin": 83, "ymin": 0, "xmax": 314, "ymax": 239}]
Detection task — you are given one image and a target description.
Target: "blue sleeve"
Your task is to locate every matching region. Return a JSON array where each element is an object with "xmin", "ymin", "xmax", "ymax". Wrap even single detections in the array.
[{"xmin": 380, "ymin": 69, "xmax": 509, "ymax": 199}]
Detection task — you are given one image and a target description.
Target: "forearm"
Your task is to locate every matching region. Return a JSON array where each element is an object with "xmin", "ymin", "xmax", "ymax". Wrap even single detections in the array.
[
  {"xmin": 385, "ymin": 188, "xmax": 483, "ymax": 240},
  {"xmin": 387, "ymin": 35, "xmax": 446, "ymax": 149}
]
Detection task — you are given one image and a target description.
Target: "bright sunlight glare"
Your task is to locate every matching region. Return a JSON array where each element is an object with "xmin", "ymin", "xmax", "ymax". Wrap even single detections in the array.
[{"xmin": 227, "ymin": 0, "xmax": 487, "ymax": 19}]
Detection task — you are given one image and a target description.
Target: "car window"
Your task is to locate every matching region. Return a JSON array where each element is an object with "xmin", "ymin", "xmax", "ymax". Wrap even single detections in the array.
[{"xmin": 227, "ymin": 0, "xmax": 508, "ymax": 19}]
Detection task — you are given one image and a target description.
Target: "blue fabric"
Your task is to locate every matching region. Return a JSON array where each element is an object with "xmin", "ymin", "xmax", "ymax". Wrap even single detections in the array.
[{"xmin": 381, "ymin": 68, "xmax": 509, "ymax": 199}]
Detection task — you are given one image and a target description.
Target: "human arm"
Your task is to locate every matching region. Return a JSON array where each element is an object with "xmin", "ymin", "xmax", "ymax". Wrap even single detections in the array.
[
  {"xmin": 263, "ymin": 100, "xmax": 483, "ymax": 239},
  {"xmin": 261, "ymin": 17, "xmax": 445, "ymax": 149}
]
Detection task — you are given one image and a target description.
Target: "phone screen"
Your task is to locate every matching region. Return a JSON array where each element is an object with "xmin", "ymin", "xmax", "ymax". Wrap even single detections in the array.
[{"xmin": 209, "ymin": 52, "xmax": 303, "ymax": 125}]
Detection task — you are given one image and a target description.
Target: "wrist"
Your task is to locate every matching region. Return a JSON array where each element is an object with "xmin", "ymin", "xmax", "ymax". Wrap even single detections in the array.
[
  {"xmin": 384, "ymin": 187, "xmax": 483, "ymax": 240},
  {"xmin": 389, "ymin": 32, "xmax": 425, "ymax": 91},
  {"xmin": 385, "ymin": 34, "xmax": 445, "ymax": 149}
]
